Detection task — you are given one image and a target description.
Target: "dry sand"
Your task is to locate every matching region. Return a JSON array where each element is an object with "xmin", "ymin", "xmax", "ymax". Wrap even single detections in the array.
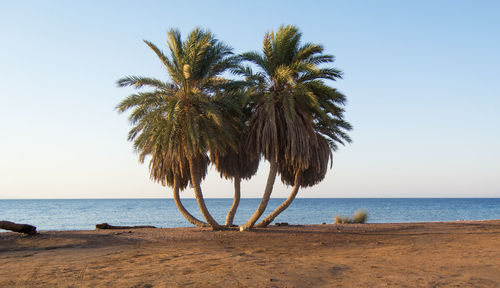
[{"xmin": 1, "ymin": 220, "xmax": 499, "ymax": 287}]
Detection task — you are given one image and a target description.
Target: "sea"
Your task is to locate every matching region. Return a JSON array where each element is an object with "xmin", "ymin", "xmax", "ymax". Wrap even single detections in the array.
[{"xmin": 1, "ymin": 198, "xmax": 499, "ymax": 231}]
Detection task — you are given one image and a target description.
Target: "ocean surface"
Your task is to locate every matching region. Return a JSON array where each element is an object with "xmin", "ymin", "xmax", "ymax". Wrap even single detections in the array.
[{"xmin": 1, "ymin": 198, "xmax": 499, "ymax": 231}]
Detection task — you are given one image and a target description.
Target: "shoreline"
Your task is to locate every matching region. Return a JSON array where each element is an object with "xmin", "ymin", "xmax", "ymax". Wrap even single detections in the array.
[
  {"xmin": 1, "ymin": 220, "xmax": 500, "ymax": 287},
  {"xmin": 2, "ymin": 218, "xmax": 499, "ymax": 233}
]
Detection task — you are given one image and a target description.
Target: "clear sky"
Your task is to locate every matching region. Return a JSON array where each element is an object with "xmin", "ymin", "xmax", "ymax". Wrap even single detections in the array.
[{"xmin": 1, "ymin": 1, "xmax": 499, "ymax": 199}]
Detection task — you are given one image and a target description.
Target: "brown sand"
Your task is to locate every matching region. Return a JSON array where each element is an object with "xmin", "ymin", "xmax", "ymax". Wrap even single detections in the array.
[{"xmin": 1, "ymin": 220, "xmax": 499, "ymax": 287}]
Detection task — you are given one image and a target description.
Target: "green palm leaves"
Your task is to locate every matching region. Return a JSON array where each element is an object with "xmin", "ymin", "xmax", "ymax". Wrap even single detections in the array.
[
  {"xmin": 116, "ymin": 25, "xmax": 351, "ymax": 231},
  {"xmin": 242, "ymin": 25, "xmax": 350, "ymax": 160}
]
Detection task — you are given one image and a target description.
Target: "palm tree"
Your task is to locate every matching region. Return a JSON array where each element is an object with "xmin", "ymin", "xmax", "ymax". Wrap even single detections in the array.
[
  {"xmin": 238, "ymin": 25, "xmax": 352, "ymax": 230},
  {"xmin": 209, "ymin": 92, "xmax": 260, "ymax": 227},
  {"xmin": 116, "ymin": 28, "xmax": 242, "ymax": 230}
]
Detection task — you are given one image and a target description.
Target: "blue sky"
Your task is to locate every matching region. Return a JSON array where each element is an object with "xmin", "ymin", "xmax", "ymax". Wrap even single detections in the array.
[{"xmin": 1, "ymin": 1, "xmax": 499, "ymax": 198}]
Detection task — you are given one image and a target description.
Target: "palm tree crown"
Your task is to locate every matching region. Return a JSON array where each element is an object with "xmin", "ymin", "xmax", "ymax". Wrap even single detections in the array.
[
  {"xmin": 240, "ymin": 24, "xmax": 351, "ymax": 180},
  {"xmin": 118, "ymin": 28, "xmax": 241, "ymax": 162}
]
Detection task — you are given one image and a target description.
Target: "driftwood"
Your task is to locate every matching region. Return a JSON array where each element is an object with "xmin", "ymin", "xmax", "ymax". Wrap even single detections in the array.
[
  {"xmin": 0, "ymin": 220, "xmax": 37, "ymax": 235},
  {"xmin": 95, "ymin": 223, "xmax": 156, "ymax": 230}
]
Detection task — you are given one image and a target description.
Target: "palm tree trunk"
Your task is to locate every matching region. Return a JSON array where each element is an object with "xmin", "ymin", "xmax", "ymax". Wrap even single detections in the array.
[
  {"xmin": 239, "ymin": 160, "xmax": 278, "ymax": 231},
  {"xmin": 225, "ymin": 174, "xmax": 241, "ymax": 227},
  {"xmin": 173, "ymin": 175, "xmax": 208, "ymax": 228},
  {"xmin": 188, "ymin": 157, "xmax": 221, "ymax": 230},
  {"xmin": 256, "ymin": 170, "xmax": 301, "ymax": 228}
]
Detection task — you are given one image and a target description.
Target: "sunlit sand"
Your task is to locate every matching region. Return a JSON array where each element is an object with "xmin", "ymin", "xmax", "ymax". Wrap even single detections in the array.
[{"xmin": 1, "ymin": 220, "xmax": 499, "ymax": 287}]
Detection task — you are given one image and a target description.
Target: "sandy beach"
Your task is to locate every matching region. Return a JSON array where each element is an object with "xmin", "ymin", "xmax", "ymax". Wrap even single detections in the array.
[{"xmin": 1, "ymin": 220, "xmax": 499, "ymax": 287}]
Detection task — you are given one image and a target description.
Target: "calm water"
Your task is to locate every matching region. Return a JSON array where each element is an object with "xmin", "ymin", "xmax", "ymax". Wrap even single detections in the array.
[{"xmin": 1, "ymin": 198, "xmax": 499, "ymax": 231}]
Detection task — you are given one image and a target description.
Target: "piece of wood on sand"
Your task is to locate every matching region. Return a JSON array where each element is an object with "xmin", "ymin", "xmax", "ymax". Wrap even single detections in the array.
[
  {"xmin": 0, "ymin": 220, "xmax": 37, "ymax": 235},
  {"xmin": 95, "ymin": 223, "xmax": 157, "ymax": 230}
]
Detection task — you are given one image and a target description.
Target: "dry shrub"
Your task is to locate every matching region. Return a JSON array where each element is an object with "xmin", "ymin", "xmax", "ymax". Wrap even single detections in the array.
[
  {"xmin": 334, "ymin": 210, "xmax": 368, "ymax": 224},
  {"xmin": 352, "ymin": 210, "xmax": 368, "ymax": 223},
  {"xmin": 334, "ymin": 215, "xmax": 350, "ymax": 224}
]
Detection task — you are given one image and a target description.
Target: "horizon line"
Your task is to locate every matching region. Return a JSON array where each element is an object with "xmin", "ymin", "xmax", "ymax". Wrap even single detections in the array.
[{"xmin": 1, "ymin": 197, "xmax": 499, "ymax": 200}]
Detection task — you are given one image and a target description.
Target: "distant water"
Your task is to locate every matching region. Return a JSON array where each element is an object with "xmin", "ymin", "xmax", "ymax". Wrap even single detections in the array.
[{"xmin": 1, "ymin": 198, "xmax": 499, "ymax": 231}]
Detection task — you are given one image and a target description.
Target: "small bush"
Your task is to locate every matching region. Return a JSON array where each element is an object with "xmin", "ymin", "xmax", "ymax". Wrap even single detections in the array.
[
  {"xmin": 334, "ymin": 215, "xmax": 350, "ymax": 224},
  {"xmin": 352, "ymin": 210, "xmax": 368, "ymax": 223},
  {"xmin": 334, "ymin": 210, "xmax": 368, "ymax": 224}
]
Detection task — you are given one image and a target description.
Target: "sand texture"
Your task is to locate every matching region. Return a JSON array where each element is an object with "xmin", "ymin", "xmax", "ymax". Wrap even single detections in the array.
[{"xmin": 1, "ymin": 220, "xmax": 500, "ymax": 287}]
